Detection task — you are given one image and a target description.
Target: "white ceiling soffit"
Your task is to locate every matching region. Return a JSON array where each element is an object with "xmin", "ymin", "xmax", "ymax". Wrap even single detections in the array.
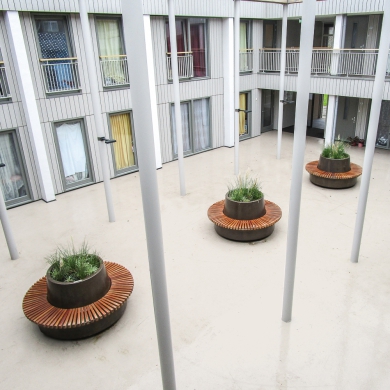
[{"xmin": 243, "ymin": 0, "xmax": 303, "ymax": 4}]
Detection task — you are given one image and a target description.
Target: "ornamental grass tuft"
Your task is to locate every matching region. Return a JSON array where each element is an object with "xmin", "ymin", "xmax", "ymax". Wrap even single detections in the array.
[
  {"xmin": 46, "ymin": 241, "xmax": 100, "ymax": 283},
  {"xmin": 321, "ymin": 138, "xmax": 349, "ymax": 160},
  {"xmin": 227, "ymin": 172, "xmax": 263, "ymax": 202}
]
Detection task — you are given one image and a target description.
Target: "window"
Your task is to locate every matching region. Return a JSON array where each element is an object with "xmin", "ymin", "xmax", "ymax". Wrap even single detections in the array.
[
  {"xmin": 171, "ymin": 98, "xmax": 211, "ymax": 157},
  {"xmin": 0, "ymin": 130, "xmax": 30, "ymax": 207},
  {"xmin": 0, "ymin": 49, "xmax": 11, "ymax": 101},
  {"xmin": 109, "ymin": 112, "xmax": 137, "ymax": 175},
  {"xmin": 35, "ymin": 16, "xmax": 80, "ymax": 93},
  {"xmin": 239, "ymin": 92, "xmax": 251, "ymax": 138},
  {"xmin": 53, "ymin": 120, "xmax": 93, "ymax": 190},
  {"xmin": 166, "ymin": 18, "xmax": 208, "ymax": 80},
  {"xmin": 240, "ymin": 21, "xmax": 253, "ymax": 72},
  {"xmin": 96, "ymin": 17, "xmax": 129, "ymax": 87}
]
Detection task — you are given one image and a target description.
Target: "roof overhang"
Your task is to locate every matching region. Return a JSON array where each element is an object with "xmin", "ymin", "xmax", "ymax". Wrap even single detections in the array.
[{"xmin": 243, "ymin": 0, "xmax": 303, "ymax": 4}]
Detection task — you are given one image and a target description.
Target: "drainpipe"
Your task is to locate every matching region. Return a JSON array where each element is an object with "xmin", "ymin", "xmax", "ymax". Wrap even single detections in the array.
[
  {"xmin": 277, "ymin": 4, "xmax": 288, "ymax": 159},
  {"xmin": 351, "ymin": 0, "xmax": 390, "ymax": 263},
  {"xmin": 168, "ymin": 0, "xmax": 186, "ymax": 196},
  {"xmin": 282, "ymin": 0, "xmax": 316, "ymax": 323},
  {"xmin": 79, "ymin": 0, "xmax": 115, "ymax": 222}
]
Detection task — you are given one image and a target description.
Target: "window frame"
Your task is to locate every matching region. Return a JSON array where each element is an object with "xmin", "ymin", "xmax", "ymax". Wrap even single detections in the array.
[
  {"xmin": 52, "ymin": 118, "xmax": 95, "ymax": 191},
  {"xmin": 165, "ymin": 17, "xmax": 210, "ymax": 82},
  {"xmin": 94, "ymin": 15, "xmax": 130, "ymax": 90},
  {"xmin": 170, "ymin": 97, "xmax": 212, "ymax": 158},
  {"xmin": 107, "ymin": 110, "xmax": 139, "ymax": 177},
  {"xmin": 0, "ymin": 128, "xmax": 32, "ymax": 208},
  {"xmin": 239, "ymin": 91, "xmax": 252, "ymax": 140}
]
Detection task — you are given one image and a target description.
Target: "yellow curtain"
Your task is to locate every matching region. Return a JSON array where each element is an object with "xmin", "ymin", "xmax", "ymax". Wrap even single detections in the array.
[
  {"xmin": 239, "ymin": 93, "xmax": 247, "ymax": 135},
  {"xmin": 110, "ymin": 113, "xmax": 135, "ymax": 170}
]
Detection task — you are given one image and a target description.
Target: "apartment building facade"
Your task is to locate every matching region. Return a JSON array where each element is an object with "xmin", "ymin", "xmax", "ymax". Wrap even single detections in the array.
[{"xmin": 0, "ymin": 0, "xmax": 388, "ymax": 208}]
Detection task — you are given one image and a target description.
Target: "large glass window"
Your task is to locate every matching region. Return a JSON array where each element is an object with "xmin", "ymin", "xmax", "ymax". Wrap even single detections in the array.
[
  {"xmin": 0, "ymin": 130, "xmax": 30, "ymax": 207},
  {"xmin": 54, "ymin": 120, "xmax": 93, "ymax": 190},
  {"xmin": 240, "ymin": 21, "xmax": 252, "ymax": 72},
  {"xmin": 109, "ymin": 112, "xmax": 137, "ymax": 174},
  {"xmin": 171, "ymin": 98, "xmax": 211, "ymax": 157},
  {"xmin": 166, "ymin": 18, "xmax": 208, "ymax": 80},
  {"xmin": 96, "ymin": 17, "xmax": 129, "ymax": 87},
  {"xmin": 35, "ymin": 16, "xmax": 80, "ymax": 93}
]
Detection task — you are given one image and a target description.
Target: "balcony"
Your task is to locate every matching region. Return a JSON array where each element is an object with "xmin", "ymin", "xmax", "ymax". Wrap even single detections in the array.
[
  {"xmin": 40, "ymin": 58, "xmax": 81, "ymax": 93},
  {"xmin": 0, "ymin": 62, "xmax": 11, "ymax": 100},
  {"xmin": 240, "ymin": 49, "xmax": 253, "ymax": 73},
  {"xmin": 99, "ymin": 55, "xmax": 130, "ymax": 87},
  {"xmin": 259, "ymin": 48, "xmax": 390, "ymax": 78},
  {"xmin": 166, "ymin": 52, "xmax": 194, "ymax": 80}
]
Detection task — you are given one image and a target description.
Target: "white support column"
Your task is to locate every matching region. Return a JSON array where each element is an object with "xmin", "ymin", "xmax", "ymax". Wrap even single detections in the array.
[
  {"xmin": 324, "ymin": 95, "xmax": 337, "ymax": 146},
  {"xmin": 351, "ymin": 1, "xmax": 390, "ymax": 264},
  {"xmin": 282, "ymin": 0, "xmax": 316, "ymax": 323},
  {"xmin": 331, "ymin": 15, "xmax": 346, "ymax": 75},
  {"xmin": 79, "ymin": 0, "xmax": 115, "ymax": 223},
  {"xmin": 168, "ymin": 0, "xmax": 186, "ymax": 196},
  {"xmin": 122, "ymin": 1, "xmax": 176, "ymax": 389},
  {"xmin": 277, "ymin": 4, "xmax": 288, "ymax": 159},
  {"xmin": 4, "ymin": 11, "xmax": 55, "ymax": 203},
  {"xmin": 234, "ymin": 0, "xmax": 241, "ymax": 175},
  {"xmin": 0, "ymin": 187, "xmax": 18, "ymax": 260},
  {"xmin": 144, "ymin": 15, "xmax": 162, "ymax": 169},
  {"xmin": 223, "ymin": 18, "xmax": 235, "ymax": 147}
]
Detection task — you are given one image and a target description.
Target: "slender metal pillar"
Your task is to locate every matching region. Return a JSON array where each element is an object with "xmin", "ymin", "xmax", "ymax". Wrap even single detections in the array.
[
  {"xmin": 351, "ymin": 1, "xmax": 390, "ymax": 263},
  {"xmin": 168, "ymin": 0, "xmax": 186, "ymax": 196},
  {"xmin": 282, "ymin": 0, "xmax": 316, "ymax": 323},
  {"xmin": 0, "ymin": 187, "xmax": 18, "ymax": 260},
  {"xmin": 234, "ymin": 0, "xmax": 241, "ymax": 175},
  {"xmin": 79, "ymin": 0, "xmax": 115, "ymax": 222},
  {"xmin": 121, "ymin": 1, "xmax": 176, "ymax": 389},
  {"xmin": 277, "ymin": 4, "xmax": 288, "ymax": 159}
]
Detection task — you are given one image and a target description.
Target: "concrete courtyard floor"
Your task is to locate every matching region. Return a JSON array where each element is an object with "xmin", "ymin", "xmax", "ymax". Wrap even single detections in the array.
[{"xmin": 1, "ymin": 131, "xmax": 390, "ymax": 389}]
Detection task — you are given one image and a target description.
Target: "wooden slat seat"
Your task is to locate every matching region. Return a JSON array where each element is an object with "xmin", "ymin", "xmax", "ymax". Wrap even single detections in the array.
[
  {"xmin": 23, "ymin": 262, "xmax": 134, "ymax": 330},
  {"xmin": 208, "ymin": 200, "xmax": 282, "ymax": 231},
  {"xmin": 305, "ymin": 161, "xmax": 362, "ymax": 179}
]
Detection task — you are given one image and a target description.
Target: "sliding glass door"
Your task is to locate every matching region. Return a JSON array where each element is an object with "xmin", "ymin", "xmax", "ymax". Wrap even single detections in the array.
[
  {"xmin": 54, "ymin": 120, "xmax": 93, "ymax": 190},
  {"xmin": 109, "ymin": 112, "xmax": 137, "ymax": 174},
  {"xmin": 0, "ymin": 130, "xmax": 30, "ymax": 207},
  {"xmin": 239, "ymin": 92, "xmax": 251, "ymax": 138},
  {"xmin": 171, "ymin": 98, "xmax": 211, "ymax": 157}
]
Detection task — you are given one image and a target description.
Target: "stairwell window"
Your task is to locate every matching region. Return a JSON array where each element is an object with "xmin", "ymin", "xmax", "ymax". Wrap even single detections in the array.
[
  {"xmin": 166, "ymin": 18, "xmax": 208, "ymax": 80},
  {"xmin": 34, "ymin": 16, "xmax": 81, "ymax": 94},
  {"xmin": 171, "ymin": 98, "xmax": 211, "ymax": 157}
]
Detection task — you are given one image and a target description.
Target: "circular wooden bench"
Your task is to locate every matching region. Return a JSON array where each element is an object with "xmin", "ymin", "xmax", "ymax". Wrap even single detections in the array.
[
  {"xmin": 208, "ymin": 200, "xmax": 282, "ymax": 241},
  {"xmin": 305, "ymin": 161, "xmax": 362, "ymax": 189},
  {"xmin": 23, "ymin": 262, "xmax": 134, "ymax": 340}
]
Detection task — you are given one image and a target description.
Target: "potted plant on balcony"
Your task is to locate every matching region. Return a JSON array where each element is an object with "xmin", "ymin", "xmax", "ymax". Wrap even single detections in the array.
[
  {"xmin": 305, "ymin": 139, "xmax": 362, "ymax": 189},
  {"xmin": 208, "ymin": 172, "xmax": 282, "ymax": 242},
  {"xmin": 23, "ymin": 241, "xmax": 134, "ymax": 340}
]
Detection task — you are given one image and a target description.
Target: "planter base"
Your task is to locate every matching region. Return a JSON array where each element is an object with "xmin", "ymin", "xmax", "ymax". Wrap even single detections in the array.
[
  {"xmin": 23, "ymin": 262, "xmax": 134, "ymax": 341},
  {"xmin": 208, "ymin": 200, "xmax": 282, "ymax": 242},
  {"xmin": 305, "ymin": 161, "xmax": 362, "ymax": 189}
]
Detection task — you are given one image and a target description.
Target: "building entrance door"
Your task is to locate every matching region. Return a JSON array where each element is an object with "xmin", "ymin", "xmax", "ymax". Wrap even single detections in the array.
[
  {"xmin": 261, "ymin": 89, "xmax": 274, "ymax": 133},
  {"xmin": 336, "ymin": 96, "xmax": 359, "ymax": 140}
]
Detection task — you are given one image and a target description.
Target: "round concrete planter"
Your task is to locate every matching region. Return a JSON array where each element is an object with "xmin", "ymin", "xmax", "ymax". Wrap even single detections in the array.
[
  {"xmin": 317, "ymin": 155, "xmax": 351, "ymax": 173},
  {"xmin": 46, "ymin": 258, "xmax": 111, "ymax": 309},
  {"xmin": 223, "ymin": 193, "xmax": 265, "ymax": 220}
]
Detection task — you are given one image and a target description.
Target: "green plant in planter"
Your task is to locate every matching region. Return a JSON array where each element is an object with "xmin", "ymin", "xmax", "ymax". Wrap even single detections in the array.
[
  {"xmin": 46, "ymin": 241, "xmax": 100, "ymax": 283},
  {"xmin": 322, "ymin": 139, "xmax": 349, "ymax": 159},
  {"xmin": 227, "ymin": 172, "xmax": 263, "ymax": 202}
]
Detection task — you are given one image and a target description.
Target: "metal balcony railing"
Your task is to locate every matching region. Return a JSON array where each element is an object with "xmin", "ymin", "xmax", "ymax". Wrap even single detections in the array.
[
  {"xmin": 240, "ymin": 49, "xmax": 253, "ymax": 72},
  {"xmin": 166, "ymin": 52, "xmax": 194, "ymax": 80},
  {"xmin": 40, "ymin": 58, "xmax": 81, "ymax": 93},
  {"xmin": 0, "ymin": 62, "xmax": 11, "ymax": 99},
  {"xmin": 99, "ymin": 55, "xmax": 130, "ymax": 87},
  {"xmin": 259, "ymin": 48, "xmax": 390, "ymax": 78}
]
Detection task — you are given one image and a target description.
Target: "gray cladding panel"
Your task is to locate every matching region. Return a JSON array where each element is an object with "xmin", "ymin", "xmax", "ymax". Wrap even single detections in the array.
[{"xmin": 209, "ymin": 19, "xmax": 223, "ymax": 79}]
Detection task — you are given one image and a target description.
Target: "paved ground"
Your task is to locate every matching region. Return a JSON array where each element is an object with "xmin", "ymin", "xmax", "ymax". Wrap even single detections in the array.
[{"xmin": 1, "ymin": 131, "xmax": 389, "ymax": 390}]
